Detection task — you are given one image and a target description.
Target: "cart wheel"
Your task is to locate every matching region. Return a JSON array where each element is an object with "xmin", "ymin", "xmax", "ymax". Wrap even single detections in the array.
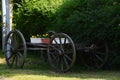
[
  {"xmin": 4, "ymin": 30, "xmax": 27, "ymax": 68},
  {"xmin": 47, "ymin": 33, "xmax": 76, "ymax": 72},
  {"xmin": 81, "ymin": 40, "xmax": 108, "ymax": 69}
]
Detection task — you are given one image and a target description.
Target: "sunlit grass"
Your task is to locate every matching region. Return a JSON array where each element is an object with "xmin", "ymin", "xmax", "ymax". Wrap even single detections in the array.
[
  {"xmin": 0, "ymin": 51, "xmax": 120, "ymax": 80},
  {"xmin": 0, "ymin": 58, "xmax": 5, "ymax": 64},
  {"xmin": 1, "ymin": 69, "xmax": 120, "ymax": 80}
]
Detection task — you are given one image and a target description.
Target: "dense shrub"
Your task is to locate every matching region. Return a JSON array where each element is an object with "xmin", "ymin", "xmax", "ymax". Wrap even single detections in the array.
[
  {"xmin": 13, "ymin": 0, "xmax": 67, "ymax": 41},
  {"xmin": 49, "ymin": 0, "xmax": 120, "ymax": 66},
  {"xmin": 50, "ymin": 0, "xmax": 120, "ymax": 42},
  {"xmin": 13, "ymin": 0, "xmax": 120, "ymax": 67}
]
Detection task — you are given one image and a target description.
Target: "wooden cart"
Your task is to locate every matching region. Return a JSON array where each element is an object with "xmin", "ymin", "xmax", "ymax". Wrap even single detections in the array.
[
  {"xmin": 4, "ymin": 29, "xmax": 108, "ymax": 72},
  {"xmin": 4, "ymin": 29, "xmax": 76, "ymax": 72}
]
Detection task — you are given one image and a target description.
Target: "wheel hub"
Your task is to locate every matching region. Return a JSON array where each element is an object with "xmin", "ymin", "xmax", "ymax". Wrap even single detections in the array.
[{"xmin": 58, "ymin": 49, "xmax": 64, "ymax": 56}]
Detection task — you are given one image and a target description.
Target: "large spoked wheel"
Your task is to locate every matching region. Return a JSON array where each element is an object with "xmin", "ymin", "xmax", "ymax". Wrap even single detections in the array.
[
  {"xmin": 4, "ymin": 30, "xmax": 27, "ymax": 68},
  {"xmin": 47, "ymin": 33, "xmax": 76, "ymax": 72},
  {"xmin": 81, "ymin": 40, "xmax": 108, "ymax": 69}
]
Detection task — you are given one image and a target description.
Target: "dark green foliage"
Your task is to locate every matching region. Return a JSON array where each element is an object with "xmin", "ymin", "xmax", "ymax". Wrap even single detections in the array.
[
  {"xmin": 51, "ymin": 0, "xmax": 120, "ymax": 42},
  {"xmin": 14, "ymin": 0, "xmax": 66, "ymax": 41},
  {"xmin": 49, "ymin": 0, "xmax": 120, "ymax": 67},
  {"xmin": 13, "ymin": 0, "xmax": 120, "ymax": 67}
]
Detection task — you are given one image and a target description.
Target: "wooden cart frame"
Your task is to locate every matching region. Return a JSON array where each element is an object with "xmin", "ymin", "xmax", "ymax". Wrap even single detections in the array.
[
  {"xmin": 4, "ymin": 29, "xmax": 76, "ymax": 72},
  {"xmin": 4, "ymin": 29, "xmax": 109, "ymax": 72}
]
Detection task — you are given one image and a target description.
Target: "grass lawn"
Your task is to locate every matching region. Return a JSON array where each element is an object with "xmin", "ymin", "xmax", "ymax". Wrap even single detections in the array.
[{"xmin": 0, "ymin": 50, "xmax": 120, "ymax": 80}]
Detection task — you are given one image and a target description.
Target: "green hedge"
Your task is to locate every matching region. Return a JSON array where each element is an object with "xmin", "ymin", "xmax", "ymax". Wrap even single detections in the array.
[
  {"xmin": 14, "ymin": 0, "xmax": 67, "ymax": 41},
  {"xmin": 49, "ymin": 0, "xmax": 120, "ymax": 67},
  {"xmin": 13, "ymin": 0, "xmax": 120, "ymax": 67},
  {"xmin": 50, "ymin": 0, "xmax": 120, "ymax": 42}
]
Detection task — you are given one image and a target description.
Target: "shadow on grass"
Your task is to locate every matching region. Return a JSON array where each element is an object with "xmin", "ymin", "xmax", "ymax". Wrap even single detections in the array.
[
  {"xmin": 0, "ymin": 51, "xmax": 120, "ymax": 80},
  {"xmin": 0, "ymin": 56, "xmax": 120, "ymax": 80},
  {"xmin": 0, "ymin": 62, "xmax": 120, "ymax": 80}
]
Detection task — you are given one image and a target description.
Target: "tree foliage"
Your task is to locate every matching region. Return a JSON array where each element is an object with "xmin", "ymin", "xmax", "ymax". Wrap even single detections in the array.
[
  {"xmin": 12, "ymin": 0, "xmax": 120, "ymax": 66},
  {"xmin": 49, "ymin": 0, "xmax": 120, "ymax": 66},
  {"xmin": 13, "ymin": 0, "xmax": 67, "ymax": 41},
  {"xmin": 51, "ymin": 0, "xmax": 120, "ymax": 42}
]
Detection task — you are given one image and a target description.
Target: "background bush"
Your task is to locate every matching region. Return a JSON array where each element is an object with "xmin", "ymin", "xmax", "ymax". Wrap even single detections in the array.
[
  {"xmin": 0, "ymin": 0, "xmax": 120, "ymax": 68},
  {"xmin": 6, "ymin": 0, "xmax": 120, "ymax": 68},
  {"xmin": 14, "ymin": 0, "xmax": 67, "ymax": 41},
  {"xmin": 50, "ymin": 0, "xmax": 120, "ymax": 41},
  {"xmin": 49, "ymin": 0, "xmax": 120, "ymax": 67}
]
